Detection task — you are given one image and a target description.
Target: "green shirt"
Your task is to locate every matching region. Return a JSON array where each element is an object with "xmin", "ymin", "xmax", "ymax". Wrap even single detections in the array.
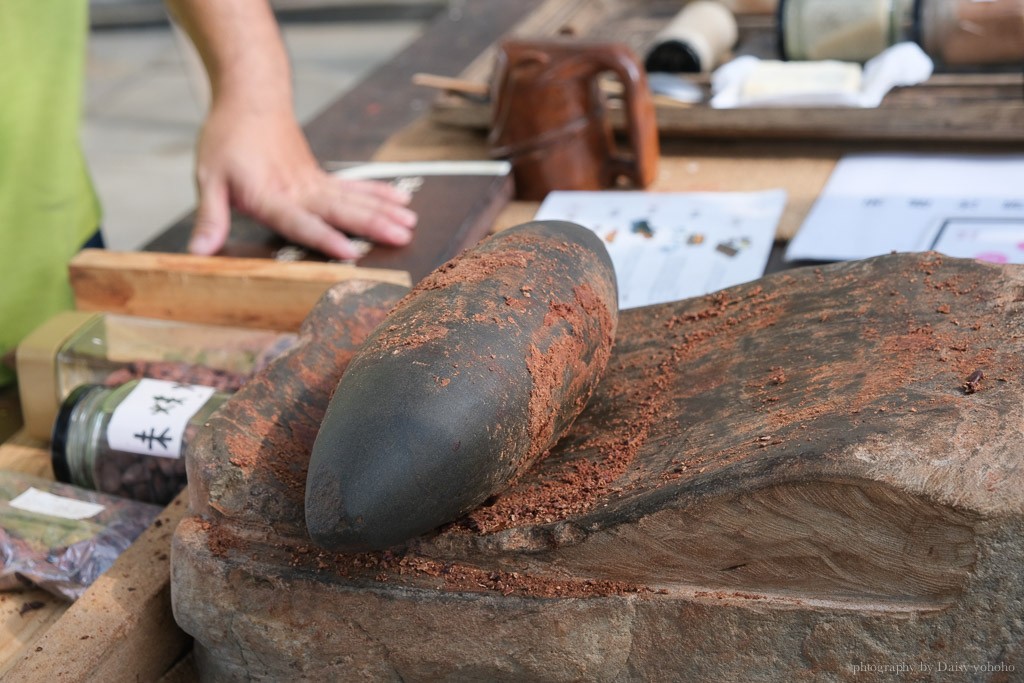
[{"xmin": 0, "ymin": 1, "xmax": 101, "ymax": 386}]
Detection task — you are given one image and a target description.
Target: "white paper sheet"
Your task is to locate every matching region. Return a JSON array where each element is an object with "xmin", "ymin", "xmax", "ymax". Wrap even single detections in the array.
[
  {"xmin": 786, "ymin": 153, "xmax": 1024, "ymax": 263},
  {"xmin": 10, "ymin": 488, "xmax": 105, "ymax": 520},
  {"xmin": 534, "ymin": 190, "xmax": 787, "ymax": 309},
  {"xmin": 106, "ymin": 379, "xmax": 216, "ymax": 459}
]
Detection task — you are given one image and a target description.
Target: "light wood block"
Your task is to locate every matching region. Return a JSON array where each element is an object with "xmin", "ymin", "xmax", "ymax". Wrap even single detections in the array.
[{"xmin": 69, "ymin": 249, "xmax": 411, "ymax": 331}]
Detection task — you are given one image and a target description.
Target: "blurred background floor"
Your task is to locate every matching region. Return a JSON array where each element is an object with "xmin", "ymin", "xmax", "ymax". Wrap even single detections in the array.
[{"xmin": 83, "ymin": 1, "xmax": 439, "ymax": 251}]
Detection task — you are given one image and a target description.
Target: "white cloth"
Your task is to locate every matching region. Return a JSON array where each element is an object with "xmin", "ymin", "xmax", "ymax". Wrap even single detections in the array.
[{"xmin": 710, "ymin": 42, "xmax": 934, "ymax": 109}]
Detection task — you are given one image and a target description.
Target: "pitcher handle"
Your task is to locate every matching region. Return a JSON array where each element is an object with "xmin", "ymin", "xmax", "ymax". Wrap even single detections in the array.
[{"xmin": 588, "ymin": 44, "xmax": 660, "ymax": 188}]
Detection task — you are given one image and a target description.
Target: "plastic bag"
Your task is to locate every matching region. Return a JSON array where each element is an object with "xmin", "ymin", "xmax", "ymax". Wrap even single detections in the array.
[{"xmin": 0, "ymin": 470, "xmax": 161, "ymax": 600}]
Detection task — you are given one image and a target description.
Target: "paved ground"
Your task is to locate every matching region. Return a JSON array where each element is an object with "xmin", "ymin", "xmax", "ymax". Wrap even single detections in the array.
[{"xmin": 83, "ymin": 8, "xmax": 430, "ymax": 250}]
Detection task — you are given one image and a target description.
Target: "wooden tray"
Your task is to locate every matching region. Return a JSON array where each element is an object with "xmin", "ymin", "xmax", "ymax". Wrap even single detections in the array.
[{"xmin": 427, "ymin": 0, "xmax": 1024, "ymax": 143}]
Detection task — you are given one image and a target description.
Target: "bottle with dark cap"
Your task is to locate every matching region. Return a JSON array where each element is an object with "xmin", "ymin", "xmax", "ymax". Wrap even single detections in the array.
[
  {"xmin": 644, "ymin": 1, "xmax": 739, "ymax": 73},
  {"xmin": 778, "ymin": 0, "xmax": 917, "ymax": 62}
]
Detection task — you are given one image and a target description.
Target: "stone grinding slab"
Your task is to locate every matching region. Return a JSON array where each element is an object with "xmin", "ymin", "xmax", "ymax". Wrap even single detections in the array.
[{"xmin": 173, "ymin": 253, "xmax": 1024, "ymax": 681}]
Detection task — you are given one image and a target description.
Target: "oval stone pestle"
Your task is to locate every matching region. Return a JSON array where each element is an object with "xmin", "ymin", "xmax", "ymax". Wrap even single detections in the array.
[{"xmin": 304, "ymin": 220, "xmax": 619, "ymax": 552}]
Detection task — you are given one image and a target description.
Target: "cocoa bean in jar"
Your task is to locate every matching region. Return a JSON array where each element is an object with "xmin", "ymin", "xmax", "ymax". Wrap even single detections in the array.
[{"xmin": 52, "ymin": 379, "xmax": 228, "ymax": 506}]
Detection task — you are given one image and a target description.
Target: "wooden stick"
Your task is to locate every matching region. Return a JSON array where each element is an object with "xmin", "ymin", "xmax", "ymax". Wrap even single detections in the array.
[
  {"xmin": 414, "ymin": 71, "xmax": 672, "ymax": 103},
  {"xmin": 412, "ymin": 72, "xmax": 490, "ymax": 98},
  {"xmin": 69, "ymin": 250, "xmax": 411, "ymax": 332}
]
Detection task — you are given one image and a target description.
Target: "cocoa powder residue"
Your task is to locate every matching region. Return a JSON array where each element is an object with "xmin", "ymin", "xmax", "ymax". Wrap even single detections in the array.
[
  {"xmin": 361, "ymin": 248, "xmax": 539, "ymax": 356},
  {"xmin": 104, "ymin": 360, "xmax": 248, "ymax": 392},
  {"xmin": 521, "ymin": 282, "xmax": 616, "ymax": 481},
  {"xmin": 468, "ymin": 284, "xmax": 781, "ymax": 533},
  {"xmin": 196, "ymin": 519, "xmax": 245, "ymax": 557},
  {"xmin": 285, "ymin": 543, "xmax": 651, "ymax": 599},
  {"xmin": 689, "ymin": 253, "xmax": 1010, "ymax": 466},
  {"xmin": 416, "ymin": 248, "xmax": 533, "ymax": 293},
  {"xmin": 208, "ymin": 288, "xmax": 400, "ymax": 519}
]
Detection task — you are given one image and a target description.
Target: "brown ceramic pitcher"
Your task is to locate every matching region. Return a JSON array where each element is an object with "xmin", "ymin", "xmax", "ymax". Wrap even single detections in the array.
[{"xmin": 488, "ymin": 39, "xmax": 660, "ymax": 201}]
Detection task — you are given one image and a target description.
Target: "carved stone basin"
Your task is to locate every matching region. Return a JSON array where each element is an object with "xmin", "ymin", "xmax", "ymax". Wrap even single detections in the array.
[{"xmin": 172, "ymin": 253, "xmax": 1024, "ymax": 681}]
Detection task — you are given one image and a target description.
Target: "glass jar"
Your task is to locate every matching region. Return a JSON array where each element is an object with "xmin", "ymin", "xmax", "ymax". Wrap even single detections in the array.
[
  {"xmin": 16, "ymin": 311, "xmax": 293, "ymax": 441},
  {"xmin": 51, "ymin": 378, "xmax": 229, "ymax": 505},
  {"xmin": 779, "ymin": 0, "xmax": 918, "ymax": 62},
  {"xmin": 919, "ymin": 0, "xmax": 1024, "ymax": 66},
  {"xmin": 644, "ymin": 0, "xmax": 739, "ymax": 73}
]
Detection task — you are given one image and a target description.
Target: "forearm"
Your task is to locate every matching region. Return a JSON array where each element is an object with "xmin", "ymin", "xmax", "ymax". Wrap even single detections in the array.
[
  {"xmin": 167, "ymin": 0, "xmax": 416, "ymax": 259},
  {"xmin": 163, "ymin": 0, "xmax": 293, "ymax": 114}
]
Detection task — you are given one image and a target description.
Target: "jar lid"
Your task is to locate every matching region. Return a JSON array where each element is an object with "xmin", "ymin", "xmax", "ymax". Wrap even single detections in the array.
[
  {"xmin": 51, "ymin": 384, "xmax": 101, "ymax": 484},
  {"xmin": 645, "ymin": 40, "xmax": 704, "ymax": 73}
]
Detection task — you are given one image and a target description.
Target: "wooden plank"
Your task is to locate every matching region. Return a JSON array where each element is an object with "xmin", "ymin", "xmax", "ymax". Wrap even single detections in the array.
[
  {"xmin": 0, "ymin": 588, "xmax": 68, "ymax": 680},
  {"xmin": 300, "ymin": 0, "xmax": 544, "ymax": 162},
  {"xmin": 3, "ymin": 492, "xmax": 192, "ymax": 682},
  {"xmin": 69, "ymin": 249, "xmax": 410, "ymax": 331},
  {"xmin": 0, "ymin": 431, "xmax": 51, "ymax": 479},
  {"xmin": 637, "ymin": 102, "xmax": 1024, "ymax": 143},
  {"xmin": 431, "ymin": 81, "xmax": 1024, "ymax": 142}
]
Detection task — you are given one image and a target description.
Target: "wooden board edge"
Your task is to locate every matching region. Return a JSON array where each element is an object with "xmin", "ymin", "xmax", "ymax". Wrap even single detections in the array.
[
  {"xmin": 70, "ymin": 249, "xmax": 411, "ymax": 286},
  {"xmin": 429, "ymin": 96, "xmax": 1024, "ymax": 143},
  {"xmin": 0, "ymin": 431, "xmax": 52, "ymax": 479},
  {"xmin": 69, "ymin": 249, "xmax": 411, "ymax": 331}
]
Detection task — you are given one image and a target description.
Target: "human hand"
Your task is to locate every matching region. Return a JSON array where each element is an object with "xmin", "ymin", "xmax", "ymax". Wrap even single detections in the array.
[{"xmin": 187, "ymin": 102, "xmax": 417, "ymax": 260}]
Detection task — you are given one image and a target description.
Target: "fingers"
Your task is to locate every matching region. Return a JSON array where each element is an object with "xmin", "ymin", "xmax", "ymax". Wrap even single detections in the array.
[
  {"xmin": 202, "ymin": 164, "xmax": 419, "ymax": 259},
  {"xmin": 257, "ymin": 194, "xmax": 367, "ymax": 261},
  {"xmin": 311, "ymin": 179, "xmax": 417, "ymax": 245},
  {"xmin": 335, "ymin": 177, "xmax": 413, "ymax": 205},
  {"xmin": 188, "ymin": 178, "xmax": 232, "ymax": 255}
]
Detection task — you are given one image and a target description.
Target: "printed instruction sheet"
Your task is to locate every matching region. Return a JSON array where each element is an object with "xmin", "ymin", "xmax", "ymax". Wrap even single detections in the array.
[
  {"xmin": 534, "ymin": 190, "xmax": 787, "ymax": 310},
  {"xmin": 786, "ymin": 153, "xmax": 1024, "ymax": 263}
]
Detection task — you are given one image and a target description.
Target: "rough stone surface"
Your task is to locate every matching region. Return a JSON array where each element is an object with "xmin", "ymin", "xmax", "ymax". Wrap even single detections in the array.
[
  {"xmin": 184, "ymin": 279, "xmax": 409, "ymax": 537},
  {"xmin": 173, "ymin": 254, "xmax": 1024, "ymax": 681},
  {"xmin": 306, "ymin": 221, "xmax": 618, "ymax": 552}
]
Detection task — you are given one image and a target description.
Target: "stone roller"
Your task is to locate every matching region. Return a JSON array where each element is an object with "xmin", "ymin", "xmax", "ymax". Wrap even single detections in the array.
[{"xmin": 305, "ymin": 220, "xmax": 618, "ymax": 552}]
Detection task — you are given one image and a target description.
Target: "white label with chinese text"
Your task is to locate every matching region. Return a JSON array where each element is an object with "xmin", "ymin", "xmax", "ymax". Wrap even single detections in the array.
[
  {"xmin": 106, "ymin": 379, "xmax": 215, "ymax": 458},
  {"xmin": 10, "ymin": 487, "xmax": 105, "ymax": 520}
]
